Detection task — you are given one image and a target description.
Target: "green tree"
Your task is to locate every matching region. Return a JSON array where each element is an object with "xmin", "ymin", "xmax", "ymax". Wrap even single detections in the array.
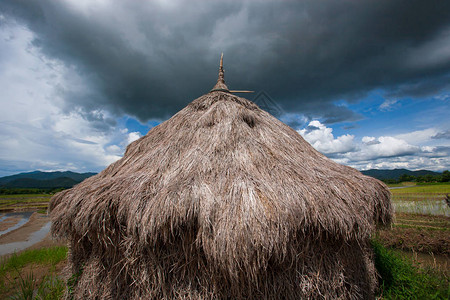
[
  {"xmin": 441, "ymin": 170, "xmax": 450, "ymax": 182},
  {"xmin": 424, "ymin": 174, "xmax": 434, "ymax": 182},
  {"xmin": 415, "ymin": 175, "xmax": 425, "ymax": 183},
  {"xmin": 399, "ymin": 174, "xmax": 415, "ymax": 182}
]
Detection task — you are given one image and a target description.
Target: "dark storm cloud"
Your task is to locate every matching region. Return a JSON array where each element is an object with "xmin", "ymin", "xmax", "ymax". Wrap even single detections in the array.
[
  {"xmin": 385, "ymin": 75, "xmax": 450, "ymax": 99},
  {"xmin": 2, "ymin": 0, "xmax": 450, "ymax": 125}
]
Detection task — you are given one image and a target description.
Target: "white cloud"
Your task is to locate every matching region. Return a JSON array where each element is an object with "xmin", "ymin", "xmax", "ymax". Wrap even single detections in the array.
[
  {"xmin": 127, "ymin": 132, "xmax": 143, "ymax": 144},
  {"xmin": 298, "ymin": 121, "xmax": 449, "ymax": 171},
  {"xmin": 350, "ymin": 136, "xmax": 419, "ymax": 161},
  {"xmin": 347, "ymin": 156, "xmax": 450, "ymax": 172},
  {"xmin": 298, "ymin": 120, "xmax": 355, "ymax": 154},
  {"xmin": 379, "ymin": 99, "xmax": 399, "ymax": 111},
  {"xmin": 0, "ymin": 23, "xmax": 133, "ymax": 176},
  {"xmin": 395, "ymin": 128, "xmax": 438, "ymax": 144}
]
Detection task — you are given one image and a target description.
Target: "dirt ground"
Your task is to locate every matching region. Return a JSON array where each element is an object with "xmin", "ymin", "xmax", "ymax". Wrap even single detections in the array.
[
  {"xmin": 377, "ymin": 213, "xmax": 449, "ymax": 254},
  {"xmin": 377, "ymin": 212, "xmax": 449, "ymax": 272},
  {"xmin": 378, "ymin": 226, "xmax": 449, "ymax": 255}
]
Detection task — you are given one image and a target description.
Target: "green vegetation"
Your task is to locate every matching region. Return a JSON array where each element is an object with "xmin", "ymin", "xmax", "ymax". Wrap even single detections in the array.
[
  {"xmin": 372, "ymin": 240, "xmax": 449, "ymax": 299},
  {"xmin": 382, "ymin": 170, "xmax": 450, "ymax": 185},
  {"xmin": 0, "ymin": 246, "xmax": 68, "ymax": 298},
  {"xmin": 391, "ymin": 184, "xmax": 450, "ymax": 195},
  {"xmin": 35, "ymin": 274, "xmax": 66, "ymax": 300},
  {"xmin": 0, "ymin": 194, "xmax": 52, "ymax": 211},
  {"xmin": 10, "ymin": 273, "xmax": 65, "ymax": 300},
  {"xmin": 0, "ymin": 188, "xmax": 65, "ymax": 195},
  {"xmin": 0, "ymin": 247, "xmax": 67, "ymax": 279},
  {"xmin": 389, "ymin": 183, "xmax": 450, "ymax": 216}
]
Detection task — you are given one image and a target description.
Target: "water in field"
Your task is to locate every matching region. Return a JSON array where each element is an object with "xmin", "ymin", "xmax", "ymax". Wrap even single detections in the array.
[
  {"xmin": 0, "ymin": 222, "xmax": 51, "ymax": 256},
  {"xmin": 0, "ymin": 212, "xmax": 33, "ymax": 236},
  {"xmin": 0, "ymin": 212, "xmax": 51, "ymax": 256}
]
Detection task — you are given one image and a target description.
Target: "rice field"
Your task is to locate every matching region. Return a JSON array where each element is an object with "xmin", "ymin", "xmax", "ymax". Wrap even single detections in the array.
[
  {"xmin": 393, "ymin": 199, "xmax": 449, "ymax": 216},
  {"xmin": 377, "ymin": 183, "xmax": 450, "ymax": 284},
  {"xmin": 390, "ymin": 184, "xmax": 450, "ymax": 216},
  {"xmin": 0, "ymin": 194, "xmax": 51, "ymax": 212},
  {"xmin": 390, "ymin": 184, "xmax": 450, "ymax": 194}
]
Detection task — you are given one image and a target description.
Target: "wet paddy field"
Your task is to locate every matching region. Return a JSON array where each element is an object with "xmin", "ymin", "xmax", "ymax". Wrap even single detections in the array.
[{"xmin": 0, "ymin": 212, "xmax": 51, "ymax": 256}]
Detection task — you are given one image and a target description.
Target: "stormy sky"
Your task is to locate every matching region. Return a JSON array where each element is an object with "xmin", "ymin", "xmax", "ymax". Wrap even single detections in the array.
[{"xmin": 0, "ymin": 0, "xmax": 449, "ymax": 176}]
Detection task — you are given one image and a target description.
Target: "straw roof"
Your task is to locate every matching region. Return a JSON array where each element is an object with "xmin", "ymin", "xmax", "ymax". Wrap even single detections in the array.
[{"xmin": 50, "ymin": 55, "xmax": 392, "ymax": 299}]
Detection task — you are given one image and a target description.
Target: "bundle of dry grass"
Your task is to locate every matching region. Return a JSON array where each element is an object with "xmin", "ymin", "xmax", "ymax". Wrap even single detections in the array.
[{"xmin": 50, "ymin": 56, "xmax": 392, "ymax": 299}]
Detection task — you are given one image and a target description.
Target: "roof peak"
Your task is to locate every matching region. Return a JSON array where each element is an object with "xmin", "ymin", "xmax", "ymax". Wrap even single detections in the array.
[{"xmin": 210, "ymin": 53, "xmax": 230, "ymax": 93}]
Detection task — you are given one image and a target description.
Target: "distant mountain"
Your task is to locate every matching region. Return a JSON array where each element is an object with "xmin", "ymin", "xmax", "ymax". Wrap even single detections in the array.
[
  {"xmin": 3, "ymin": 177, "xmax": 80, "ymax": 189},
  {"xmin": 0, "ymin": 171, "xmax": 96, "ymax": 189},
  {"xmin": 361, "ymin": 168, "xmax": 441, "ymax": 180}
]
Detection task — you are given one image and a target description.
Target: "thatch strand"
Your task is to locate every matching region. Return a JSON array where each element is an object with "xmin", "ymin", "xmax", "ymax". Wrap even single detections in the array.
[{"xmin": 50, "ymin": 90, "xmax": 392, "ymax": 299}]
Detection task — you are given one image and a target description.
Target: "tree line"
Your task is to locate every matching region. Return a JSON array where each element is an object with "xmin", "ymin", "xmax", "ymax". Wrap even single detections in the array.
[
  {"xmin": 382, "ymin": 170, "xmax": 450, "ymax": 184},
  {"xmin": 0, "ymin": 187, "xmax": 66, "ymax": 195}
]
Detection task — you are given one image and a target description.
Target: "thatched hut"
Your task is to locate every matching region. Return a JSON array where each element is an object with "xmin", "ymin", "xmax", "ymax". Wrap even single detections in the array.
[{"xmin": 50, "ymin": 55, "xmax": 392, "ymax": 299}]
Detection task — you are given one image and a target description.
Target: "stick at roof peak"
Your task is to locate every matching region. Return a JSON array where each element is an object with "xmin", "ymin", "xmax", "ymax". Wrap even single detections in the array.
[
  {"xmin": 210, "ymin": 54, "xmax": 253, "ymax": 93},
  {"xmin": 210, "ymin": 53, "xmax": 229, "ymax": 92}
]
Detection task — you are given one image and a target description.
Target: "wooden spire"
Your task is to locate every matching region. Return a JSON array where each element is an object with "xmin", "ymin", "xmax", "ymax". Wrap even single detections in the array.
[
  {"xmin": 210, "ymin": 53, "xmax": 229, "ymax": 92},
  {"xmin": 210, "ymin": 53, "xmax": 253, "ymax": 93}
]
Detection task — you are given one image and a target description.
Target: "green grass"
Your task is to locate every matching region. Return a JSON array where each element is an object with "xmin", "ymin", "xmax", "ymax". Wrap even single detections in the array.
[
  {"xmin": 8, "ymin": 272, "xmax": 65, "ymax": 300},
  {"xmin": 0, "ymin": 246, "xmax": 68, "ymax": 277},
  {"xmin": 372, "ymin": 240, "xmax": 449, "ymax": 299},
  {"xmin": 35, "ymin": 274, "xmax": 66, "ymax": 300},
  {"xmin": 0, "ymin": 246, "xmax": 68, "ymax": 298},
  {"xmin": 391, "ymin": 184, "xmax": 450, "ymax": 195}
]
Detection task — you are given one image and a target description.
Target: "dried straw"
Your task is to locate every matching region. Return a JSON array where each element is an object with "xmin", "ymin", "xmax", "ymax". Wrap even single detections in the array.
[{"xmin": 50, "ymin": 89, "xmax": 392, "ymax": 299}]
